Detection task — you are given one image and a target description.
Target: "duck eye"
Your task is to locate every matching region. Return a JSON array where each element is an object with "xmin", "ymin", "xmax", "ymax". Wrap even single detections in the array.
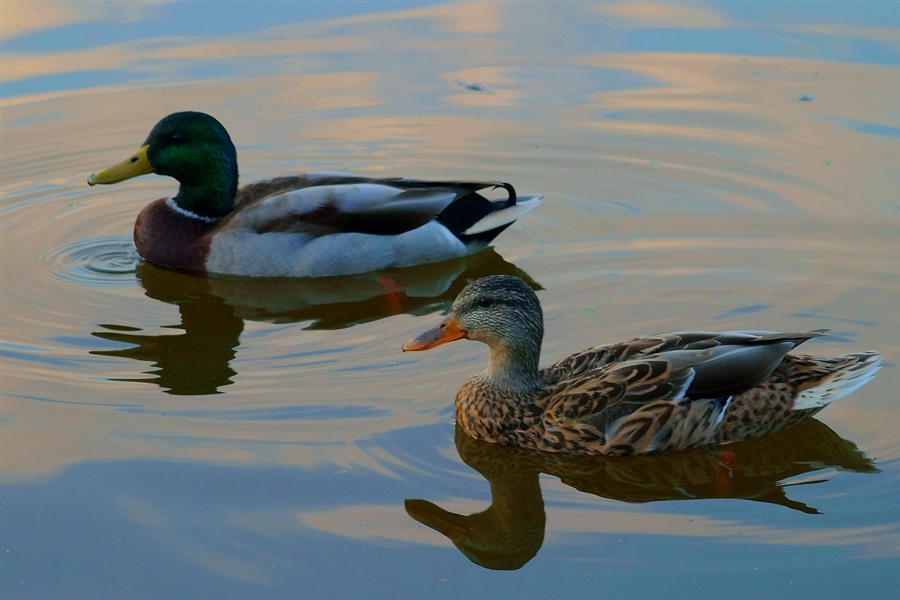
[
  {"xmin": 170, "ymin": 133, "xmax": 184, "ymax": 143},
  {"xmin": 477, "ymin": 298, "xmax": 494, "ymax": 308}
]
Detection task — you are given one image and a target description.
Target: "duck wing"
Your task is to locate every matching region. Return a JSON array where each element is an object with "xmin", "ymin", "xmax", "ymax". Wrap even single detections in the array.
[
  {"xmin": 225, "ymin": 173, "xmax": 538, "ymax": 239},
  {"xmin": 541, "ymin": 330, "xmax": 827, "ymax": 387},
  {"xmin": 653, "ymin": 330, "xmax": 828, "ymax": 399},
  {"xmin": 544, "ymin": 356, "xmax": 697, "ymax": 430},
  {"xmin": 540, "ymin": 356, "xmax": 700, "ymax": 453},
  {"xmin": 541, "ymin": 336, "xmax": 668, "ymax": 384},
  {"xmin": 540, "ymin": 330, "xmax": 828, "ymax": 454}
]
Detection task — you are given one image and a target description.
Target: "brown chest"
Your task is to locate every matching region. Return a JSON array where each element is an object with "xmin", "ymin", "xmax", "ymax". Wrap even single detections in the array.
[
  {"xmin": 454, "ymin": 380, "xmax": 545, "ymax": 446},
  {"xmin": 133, "ymin": 199, "xmax": 216, "ymax": 272}
]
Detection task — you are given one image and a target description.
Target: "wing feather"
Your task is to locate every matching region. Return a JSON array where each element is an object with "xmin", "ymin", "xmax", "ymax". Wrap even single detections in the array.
[
  {"xmin": 543, "ymin": 358, "xmax": 695, "ymax": 432},
  {"xmin": 221, "ymin": 175, "xmax": 532, "ymax": 238},
  {"xmin": 222, "ymin": 183, "xmax": 459, "ymax": 236}
]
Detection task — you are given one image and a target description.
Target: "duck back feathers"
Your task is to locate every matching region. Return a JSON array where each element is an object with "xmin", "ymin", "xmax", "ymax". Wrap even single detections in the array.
[{"xmin": 202, "ymin": 175, "xmax": 541, "ymax": 277}]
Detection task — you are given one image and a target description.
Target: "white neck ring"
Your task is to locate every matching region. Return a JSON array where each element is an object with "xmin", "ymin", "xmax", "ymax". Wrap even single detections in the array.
[{"xmin": 166, "ymin": 197, "xmax": 219, "ymax": 224}]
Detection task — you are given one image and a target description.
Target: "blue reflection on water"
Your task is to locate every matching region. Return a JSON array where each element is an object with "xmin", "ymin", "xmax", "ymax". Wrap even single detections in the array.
[
  {"xmin": 712, "ymin": 304, "xmax": 773, "ymax": 320},
  {"xmin": 1, "ymin": 70, "xmax": 142, "ymax": 98},
  {"xmin": 4, "ymin": 1, "xmax": 441, "ymax": 53},
  {"xmin": 2, "ymin": 431, "xmax": 897, "ymax": 599},
  {"xmin": 716, "ymin": 0, "xmax": 900, "ymax": 27},
  {"xmin": 627, "ymin": 29, "xmax": 899, "ymax": 66},
  {"xmin": 821, "ymin": 117, "xmax": 900, "ymax": 139}
]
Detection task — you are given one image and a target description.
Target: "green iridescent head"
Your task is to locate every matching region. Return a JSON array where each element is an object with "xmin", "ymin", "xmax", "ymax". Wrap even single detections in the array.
[{"xmin": 89, "ymin": 111, "xmax": 239, "ymax": 219}]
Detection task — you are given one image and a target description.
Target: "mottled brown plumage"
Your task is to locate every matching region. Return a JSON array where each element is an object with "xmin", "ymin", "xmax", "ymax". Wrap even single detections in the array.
[{"xmin": 403, "ymin": 275, "xmax": 882, "ymax": 455}]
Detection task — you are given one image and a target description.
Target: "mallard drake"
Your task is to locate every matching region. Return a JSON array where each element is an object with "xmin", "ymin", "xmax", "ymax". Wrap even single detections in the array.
[
  {"xmin": 402, "ymin": 275, "xmax": 882, "ymax": 455},
  {"xmin": 87, "ymin": 112, "xmax": 541, "ymax": 277}
]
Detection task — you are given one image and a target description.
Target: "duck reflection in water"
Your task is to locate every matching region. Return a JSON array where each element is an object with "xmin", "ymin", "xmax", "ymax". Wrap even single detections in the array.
[
  {"xmin": 91, "ymin": 249, "xmax": 537, "ymax": 395},
  {"xmin": 406, "ymin": 422, "xmax": 877, "ymax": 571}
]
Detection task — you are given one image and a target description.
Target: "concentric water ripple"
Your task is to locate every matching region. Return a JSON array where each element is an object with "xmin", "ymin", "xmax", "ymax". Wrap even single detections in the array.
[{"xmin": 43, "ymin": 236, "xmax": 141, "ymax": 287}]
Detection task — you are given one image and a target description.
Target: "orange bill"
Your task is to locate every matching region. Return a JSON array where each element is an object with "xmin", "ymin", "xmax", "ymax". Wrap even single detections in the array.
[{"xmin": 402, "ymin": 317, "xmax": 467, "ymax": 351}]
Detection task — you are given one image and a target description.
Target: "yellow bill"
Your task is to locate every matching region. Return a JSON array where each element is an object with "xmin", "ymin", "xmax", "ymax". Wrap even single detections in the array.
[{"xmin": 87, "ymin": 144, "xmax": 153, "ymax": 186}]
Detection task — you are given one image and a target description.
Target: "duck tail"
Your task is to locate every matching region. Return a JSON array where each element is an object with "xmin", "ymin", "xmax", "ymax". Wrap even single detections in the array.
[
  {"xmin": 460, "ymin": 194, "xmax": 542, "ymax": 242},
  {"xmin": 792, "ymin": 351, "xmax": 883, "ymax": 410}
]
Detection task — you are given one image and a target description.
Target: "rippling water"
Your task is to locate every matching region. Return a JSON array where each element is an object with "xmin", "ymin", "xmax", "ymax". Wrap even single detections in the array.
[{"xmin": 2, "ymin": 2, "xmax": 898, "ymax": 598}]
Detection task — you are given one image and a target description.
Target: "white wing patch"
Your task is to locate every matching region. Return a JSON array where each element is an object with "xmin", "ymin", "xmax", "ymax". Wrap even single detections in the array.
[
  {"xmin": 463, "ymin": 195, "xmax": 542, "ymax": 235},
  {"xmin": 714, "ymin": 396, "xmax": 733, "ymax": 427}
]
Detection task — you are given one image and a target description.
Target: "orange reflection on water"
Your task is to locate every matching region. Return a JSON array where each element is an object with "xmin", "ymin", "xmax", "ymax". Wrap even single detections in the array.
[
  {"xmin": 292, "ymin": 502, "xmax": 900, "ymax": 558},
  {"xmin": 0, "ymin": 391, "xmax": 432, "ymax": 483},
  {"xmin": 592, "ymin": 2, "xmax": 728, "ymax": 30},
  {"xmin": 0, "ymin": 1, "xmax": 168, "ymax": 41},
  {"xmin": 573, "ymin": 53, "xmax": 899, "ymax": 217},
  {"xmin": 333, "ymin": 1, "xmax": 502, "ymax": 35},
  {"xmin": 1, "ymin": 0, "xmax": 895, "ymax": 498}
]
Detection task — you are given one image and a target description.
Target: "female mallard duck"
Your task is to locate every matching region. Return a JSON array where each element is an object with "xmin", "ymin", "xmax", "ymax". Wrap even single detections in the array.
[
  {"xmin": 402, "ymin": 275, "xmax": 882, "ymax": 455},
  {"xmin": 87, "ymin": 112, "xmax": 541, "ymax": 277}
]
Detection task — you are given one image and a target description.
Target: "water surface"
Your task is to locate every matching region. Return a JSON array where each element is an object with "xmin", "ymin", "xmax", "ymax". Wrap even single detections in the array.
[{"xmin": 2, "ymin": 2, "xmax": 898, "ymax": 598}]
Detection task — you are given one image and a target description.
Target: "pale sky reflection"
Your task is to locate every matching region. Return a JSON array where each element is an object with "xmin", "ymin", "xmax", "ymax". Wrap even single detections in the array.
[
  {"xmin": 593, "ymin": 2, "xmax": 729, "ymax": 30},
  {"xmin": 0, "ymin": 0, "xmax": 170, "ymax": 41},
  {"xmin": 290, "ymin": 501, "xmax": 900, "ymax": 558},
  {"xmin": 1, "ymin": 0, "xmax": 896, "ymax": 488}
]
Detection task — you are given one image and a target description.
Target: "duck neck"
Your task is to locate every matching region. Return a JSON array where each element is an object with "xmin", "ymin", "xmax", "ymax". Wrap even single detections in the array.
[
  {"xmin": 484, "ymin": 337, "xmax": 543, "ymax": 392},
  {"xmin": 170, "ymin": 153, "xmax": 238, "ymax": 220}
]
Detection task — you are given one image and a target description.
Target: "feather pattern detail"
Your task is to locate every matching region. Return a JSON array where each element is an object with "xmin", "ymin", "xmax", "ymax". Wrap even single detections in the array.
[{"xmin": 403, "ymin": 275, "xmax": 882, "ymax": 455}]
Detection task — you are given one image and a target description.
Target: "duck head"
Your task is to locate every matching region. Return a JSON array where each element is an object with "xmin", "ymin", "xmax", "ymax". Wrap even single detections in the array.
[
  {"xmin": 403, "ymin": 275, "xmax": 544, "ymax": 389},
  {"xmin": 88, "ymin": 111, "xmax": 238, "ymax": 219}
]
